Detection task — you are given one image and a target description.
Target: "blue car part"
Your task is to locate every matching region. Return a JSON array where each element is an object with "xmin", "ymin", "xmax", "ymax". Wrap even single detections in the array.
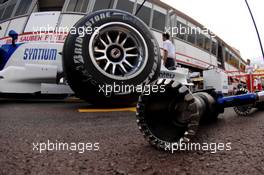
[{"xmin": 0, "ymin": 43, "xmax": 22, "ymax": 71}]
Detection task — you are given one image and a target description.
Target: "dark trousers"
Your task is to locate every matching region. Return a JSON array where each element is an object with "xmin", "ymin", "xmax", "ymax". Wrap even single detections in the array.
[{"xmin": 165, "ymin": 57, "xmax": 175, "ymax": 70}]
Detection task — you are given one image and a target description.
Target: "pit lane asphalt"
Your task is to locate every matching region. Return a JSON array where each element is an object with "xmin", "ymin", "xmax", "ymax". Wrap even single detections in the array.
[{"xmin": 0, "ymin": 98, "xmax": 264, "ymax": 175}]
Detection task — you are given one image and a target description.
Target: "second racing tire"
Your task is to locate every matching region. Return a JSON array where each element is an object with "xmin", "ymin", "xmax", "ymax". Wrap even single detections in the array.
[
  {"xmin": 63, "ymin": 10, "xmax": 161, "ymax": 106},
  {"xmin": 233, "ymin": 88, "xmax": 253, "ymax": 116}
]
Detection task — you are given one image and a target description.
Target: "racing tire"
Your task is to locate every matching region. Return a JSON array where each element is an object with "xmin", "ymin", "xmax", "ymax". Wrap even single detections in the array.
[
  {"xmin": 233, "ymin": 88, "xmax": 253, "ymax": 116},
  {"xmin": 63, "ymin": 10, "xmax": 161, "ymax": 106},
  {"xmin": 136, "ymin": 79, "xmax": 200, "ymax": 151}
]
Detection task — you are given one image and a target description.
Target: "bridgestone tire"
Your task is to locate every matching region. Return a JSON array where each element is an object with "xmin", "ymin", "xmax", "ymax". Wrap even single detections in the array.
[{"xmin": 63, "ymin": 10, "xmax": 161, "ymax": 106}]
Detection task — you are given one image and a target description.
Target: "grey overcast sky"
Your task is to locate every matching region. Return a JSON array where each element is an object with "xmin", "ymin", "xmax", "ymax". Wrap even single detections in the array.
[{"xmin": 161, "ymin": 0, "xmax": 264, "ymax": 64}]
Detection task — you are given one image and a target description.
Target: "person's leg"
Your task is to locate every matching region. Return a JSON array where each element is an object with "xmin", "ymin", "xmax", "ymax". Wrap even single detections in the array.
[
  {"xmin": 165, "ymin": 58, "xmax": 175, "ymax": 70},
  {"xmin": 246, "ymin": 75, "xmax": 252, "ymax": 92}
]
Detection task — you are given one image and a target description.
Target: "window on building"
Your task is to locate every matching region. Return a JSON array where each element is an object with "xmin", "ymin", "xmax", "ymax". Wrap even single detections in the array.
[
  {"xmin": 204, "ymin": 36, "xmax": 211, "ymax": 52},
  {"xmin": 67, "ymin": 0, "xmax": 89, "ymax": 12},
  {"xmin": 230, "ymin": 54, "xmax": 234, "ymax": 65},
  {"xmin": 211, "ymin": 41, "xmax": 217, "ymax": 56},
  {"xmin": 217, "ymin": 44, "xmax": 224, "ymax": 69},
  {"xmin": 187, "ymin": 32, "xmax": 196, "ymax": 44},
  {"xmin": 176, "ymin": 21, "xmax": 187, "ymax": 40},
  {"xmin": 39, "ymin": 0, "xmax": 65, "ymax": 11},
  {"xmin": 152, "ymin": 9, "xmax": 166, "ymax": 31},
  {"xmin": 136, "ymin": 2, "xmax": 151, "ymax": 26},
  {"xmin": 15, "ymin": 0, "xmax": 33, "ymax": 16},
  {"xmin": 235, "ymin": 58, "xmax": 239, "ymax": 70},
  {"xmin": 0, "ymin": 6, "xmax": 4, "ymax": 19},
  {"xmin": 93, "ymin": 0, "xmax": 114, "ymax": 12},
  {"xmin": 1, "ymin": 1, "xmax": 15, "ymax": 20},
  {"xmin": 228, "ymin": 53, "xmax": 232, "ymax": 63},
  {"xmin": 228, "ymin": 53, "xmax": 232, "ymax": 64},
  {"xmin": 225, "ymin": 50, "xmax": 229, "ymax": 62},
  {"xmin": 187, "ymin": 26, "xmax": 196, "ymax": 44},
  {"xmin": 229, "ymin": 54, "xmax": 239, "ymax": 69},
  {"xmin": 0, "ymin": 0, "xmax": 8, "ymax": 4},
  {"xmin": 196, "ymin": 33, "xmax": 204, "ymax": 48},
  {"xmin": 116, "ymin": 0, "xmax": 134, "ymax": 14}
]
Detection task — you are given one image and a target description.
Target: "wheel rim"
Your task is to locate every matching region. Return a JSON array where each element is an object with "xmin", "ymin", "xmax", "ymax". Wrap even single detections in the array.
[
  {"xmin": 234, "ymin": 88, "xmax": 252, "ymax": 116},
  {"xmin": 89, "ymin": 22, "xmax": 148, "ymax": 81}
]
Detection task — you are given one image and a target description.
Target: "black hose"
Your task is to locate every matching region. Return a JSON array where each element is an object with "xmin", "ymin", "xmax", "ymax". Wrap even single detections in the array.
[
  {"xmin": 135, "ymin": 0, "xmax": 147, "ymax": 16},
  {"xmin": 245, "ymin": 0, "xmax": 264, "ymax": 61}
]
